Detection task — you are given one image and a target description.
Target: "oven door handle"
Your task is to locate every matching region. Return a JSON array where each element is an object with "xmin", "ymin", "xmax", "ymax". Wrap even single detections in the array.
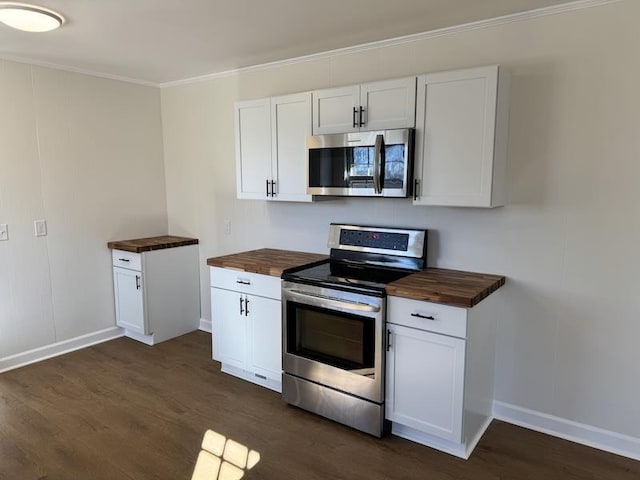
[{"xmin": 287, "ymin": 289, "xmax": 381, "ymax": 313}]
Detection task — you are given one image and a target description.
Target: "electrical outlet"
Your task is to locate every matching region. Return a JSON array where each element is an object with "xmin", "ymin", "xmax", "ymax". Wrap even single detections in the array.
[
  {"xmin": 34, "ymin": 219, "xmax": 47, "ymax": 237},
  {"xmin": 224, "ymin": 220, "xmax": 231, "ymax": 235},
  {"xmin": 0, "ymin": 224, "xmax": 8, "ymax": 241}
]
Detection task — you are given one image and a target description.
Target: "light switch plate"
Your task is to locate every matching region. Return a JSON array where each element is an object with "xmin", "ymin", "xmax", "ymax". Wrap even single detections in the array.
[
  {"xmin": 34, "ymin": 219, "xmax": 47, "ymax": 237},
  {"xmin": 0, "ymin": 223, "xmax": 8, "ymax": 241}
]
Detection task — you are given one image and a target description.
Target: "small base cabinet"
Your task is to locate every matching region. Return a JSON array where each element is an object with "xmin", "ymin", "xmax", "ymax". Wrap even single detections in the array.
[
  {"xmin": 210, "ymin": 267, "xmax": 282, "ymax": 392},
  {"xmin": 111, "ymin": 245, "xmax": 200, "ymax": 346},
  {"xmin": 385, "ymin": 292, "xmax": 501, "ymax": 459}
]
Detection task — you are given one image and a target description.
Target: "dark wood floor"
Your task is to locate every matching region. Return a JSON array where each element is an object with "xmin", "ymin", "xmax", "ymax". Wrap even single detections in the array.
[{"xmin": 1, "ymin": 331, "xmax": 639, "ymax": 480}]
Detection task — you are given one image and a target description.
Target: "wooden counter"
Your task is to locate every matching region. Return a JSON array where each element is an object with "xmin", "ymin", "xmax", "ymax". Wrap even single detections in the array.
[
  {"xmin": 107, "ymin": 235, "xmax": 198, "ymax": 253},
  {"xmin": 386, "ymin": 268, "xmax": 505, "ymax": 308},
  {"xmin": 206, "ymin": 248, "xmax": 327, "ymax": 277},
  {"xmin": 207, "ymin": 248, "xmax": 504, "ymax": 307}
]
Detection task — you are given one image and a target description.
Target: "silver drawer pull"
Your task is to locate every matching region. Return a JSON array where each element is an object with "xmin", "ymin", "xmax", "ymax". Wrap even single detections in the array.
[
  {"xmin": 411, "ymin": 313, "xmax": 435, "ymax": 320},
  {"xmin": 119, "ymin": 258, "xmax": 130, "ymax": 262},
  {"xmin": 236, "ymin": 279, "xmax": 251, "ymax": 285}
]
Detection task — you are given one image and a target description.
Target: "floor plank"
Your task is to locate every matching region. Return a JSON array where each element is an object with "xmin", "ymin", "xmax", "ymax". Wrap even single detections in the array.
[{"xmin": 0, "ymin": 331, "xmax": 638, "ymax": 479}]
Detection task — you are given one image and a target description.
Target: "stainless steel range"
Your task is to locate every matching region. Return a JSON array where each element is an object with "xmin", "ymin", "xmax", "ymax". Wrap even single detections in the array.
[{"xmin": 281, "ymin": 224, "xmax": 427, "ymax": 436}]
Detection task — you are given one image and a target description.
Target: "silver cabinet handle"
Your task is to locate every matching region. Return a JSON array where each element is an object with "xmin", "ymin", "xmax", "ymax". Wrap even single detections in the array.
[
  {"xmin": 411, "ymin": 312, "xmax": 435, "ymax": 320},
  {"xmin": 244, "ymin": 296, "xmax": 250, "ymax": 316},
  {"xmin": 239, "ymin": 296, "xmax": 245, "ymax": 315},
  {"xmin": 135, "ymin": 275, "xmax": 141, "ymax": 290}
]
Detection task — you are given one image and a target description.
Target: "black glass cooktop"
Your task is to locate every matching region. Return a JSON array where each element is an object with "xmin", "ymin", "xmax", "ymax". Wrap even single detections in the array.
[{"xmin": 283, "ymin": 260, "xmax": 415, "ymax": 295}]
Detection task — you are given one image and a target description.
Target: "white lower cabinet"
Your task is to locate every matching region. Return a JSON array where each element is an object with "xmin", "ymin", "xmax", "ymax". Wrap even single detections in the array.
[
  {"xmin": 386, "ymin": 323, "xmax": 465, "ymax": 443},
  {"xmin": 210, "ymin": 267, "xmax": 282, "ymax": 392},
  {"xmin": 248, "ymin": 295, "xmax": 282, "ymax": 380},
  {"xmin": 113, "ymin": 266, "xmax": 146, "ymax": 334},
  {"xmin": 386, "ymin": 294, "xmax": 499, "ymax": 459},
  {"xmin": 111, "ymin": 246, "xmax": 200, "ymax": 345},
  {"xmin": 212, "ymin": 287, "xmax": 248, "ymax": 370}
]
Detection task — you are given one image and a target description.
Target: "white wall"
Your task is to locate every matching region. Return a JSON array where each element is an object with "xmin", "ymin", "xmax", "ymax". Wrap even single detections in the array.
[
  {"xmin": 0, "ymin": 60, "xmax": 168, "ymax": 359},
  {"xmin": 161, "ymin": 0, "xmax": 640, "ymax": 446}
]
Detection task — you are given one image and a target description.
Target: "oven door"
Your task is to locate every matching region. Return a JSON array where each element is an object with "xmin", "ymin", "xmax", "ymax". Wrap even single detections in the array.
[{"xmin": 282, "ymin": 281, "xmax": 385, "ymax": 403}]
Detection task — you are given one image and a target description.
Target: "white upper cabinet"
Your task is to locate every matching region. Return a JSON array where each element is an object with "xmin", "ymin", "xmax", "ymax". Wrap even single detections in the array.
[
  {"xmin": 312, "ymin": 77, "xmax": 416, "ymax": 134},
  {"xmin": 235, "ymin": 98, "xmax": 272, "ymax": 199},
  {"xmin": 271, "ymin": 92, "xmax": 312, "ymax": 202},
  {"xmin": 235, "ymin": 93, "xmax": 312, "ymax": 202},
  {"xmin": 360, "ymin": 77, "xmax": 417, "ymax": 131},
  {"xmin": 312, "ymin": 85, "xmax": 360, "ymax": 134},
  {"xmin": 413, "ymin": 65, "xmax": 511, "ymax": 208}
]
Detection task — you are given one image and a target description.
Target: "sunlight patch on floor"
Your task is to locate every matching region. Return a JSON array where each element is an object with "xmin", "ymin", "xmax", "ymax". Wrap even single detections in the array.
[{"xmin": 192, "ymin": 429, "xmax": 261, "ymax": 480}]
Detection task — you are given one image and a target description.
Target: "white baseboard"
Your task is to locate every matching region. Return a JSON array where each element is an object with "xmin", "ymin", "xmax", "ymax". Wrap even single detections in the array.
[
  {"xmin": 0, "ymin": 327, "xmax": 124, "ymax": 373},
  {"xmin": 199, "ymin": 318, "xmax": 212, "ymax": 333},
  {"xmin": 493, "ymin": 400, "xmax": 640, "ymax": 461}
]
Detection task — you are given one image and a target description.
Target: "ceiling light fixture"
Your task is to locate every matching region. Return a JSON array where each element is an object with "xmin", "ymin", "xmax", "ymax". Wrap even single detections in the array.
[{"xmin": 0, "ymin": 2, "xmax": 64, "ymax": 32}]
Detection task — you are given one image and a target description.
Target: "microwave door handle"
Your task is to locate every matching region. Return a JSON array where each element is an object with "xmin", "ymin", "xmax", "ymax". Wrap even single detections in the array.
[{"xmin": 374, "ymin": 134, "xmax": 384, "ymax": 194}]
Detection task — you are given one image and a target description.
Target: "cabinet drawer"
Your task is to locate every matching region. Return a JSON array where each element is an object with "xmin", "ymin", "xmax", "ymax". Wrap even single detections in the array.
[
  {"xmin": 388, "ymin": 296, "xmax": 467, "ymax": 338},
  {"xmin": 112, "ymin": 249, "xmax": 142, "ymax": 271},
  {"xmin": 210, "ymin": 267, "xmax": 281, "ymax": 300}
]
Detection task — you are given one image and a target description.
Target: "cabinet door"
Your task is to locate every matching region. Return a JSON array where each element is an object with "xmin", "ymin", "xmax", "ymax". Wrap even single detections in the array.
[
  {"xmin": 247, "ymin": 295, "xmax": 282, "ymax": 381},
  {"xmin": 386, "ymin": 323, "xmax": 465, "ymax": 443},
  {"xmin": 113, "ymin": 267, "xmax": 147, "ymax": 334},
  {"xmin": 414, "ymin": 65, "xmax": 501, "ymax": 207},
  {"xmin": 360, "ymin": 77, "xmax": 416, "ymax": 131},
  {"xmin": 271, "ymin": 92, "xmax": 312, "ymax": 202},
  {"xmin": 312, "ymin": 85, "xmax": 360, "ymax": 134},
  {"xmin": 235, "ymin": 98, "xmax": 272, "ymax": 199},
  {"xmin": 212, "ymin": 287, "xmax": 247, "ymax": 369}
]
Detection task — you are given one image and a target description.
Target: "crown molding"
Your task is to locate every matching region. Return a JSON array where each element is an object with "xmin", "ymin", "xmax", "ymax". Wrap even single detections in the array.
[
  {"xmin": 0, "ymin": 0, "xmax": 624, "ymax": 88},
  {"xmin": 0, "ymin": 54, "xmax": 158, "ymax": 87},
  {"xmin": 159, "ymin": 0, "xmax": 622, "ymax": 89}
]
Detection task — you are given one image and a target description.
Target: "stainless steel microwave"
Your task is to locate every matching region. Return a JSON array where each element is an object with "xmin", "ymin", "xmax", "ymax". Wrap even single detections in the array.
[{"xmin": 307, "ymin": 128, "xmax": 414, "ymax": 197}]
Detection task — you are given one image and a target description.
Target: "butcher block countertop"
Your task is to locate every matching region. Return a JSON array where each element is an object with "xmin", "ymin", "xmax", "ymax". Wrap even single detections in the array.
[
  {"xmin": 107, "ymin": 235, "xmax": 198, "ymax": 253},
  {"xmin": 207, "ymin": 248, "xmax": 504, "ymax": 307},
  {"xmin": 206, "ymin": 248, "xmax": 327, "ymax": 277},
  {"xmin": 386, "ymin": 268, "xmax": 505, "ymax": 308}
]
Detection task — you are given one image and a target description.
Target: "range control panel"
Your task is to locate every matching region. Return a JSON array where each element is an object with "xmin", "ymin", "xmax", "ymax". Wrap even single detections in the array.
[
  {"xmin": 339, "ymin": 228, "xmax": 409, "ymax": 252},
  {"xmin": 328, "ymin": 224, "xmax": 427, "ymax": 259}
]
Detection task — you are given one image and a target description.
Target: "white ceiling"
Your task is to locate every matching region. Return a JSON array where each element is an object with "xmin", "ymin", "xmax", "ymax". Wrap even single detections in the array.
[{"xmin": 0, "ymin": 0, "xmax": 575, "ymax": 85}]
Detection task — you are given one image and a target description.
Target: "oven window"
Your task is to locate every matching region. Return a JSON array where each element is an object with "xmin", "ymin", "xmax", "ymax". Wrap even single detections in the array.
[{"xmin": 286, "ymin": 302, "xmax": 375, "ymax": 373}]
